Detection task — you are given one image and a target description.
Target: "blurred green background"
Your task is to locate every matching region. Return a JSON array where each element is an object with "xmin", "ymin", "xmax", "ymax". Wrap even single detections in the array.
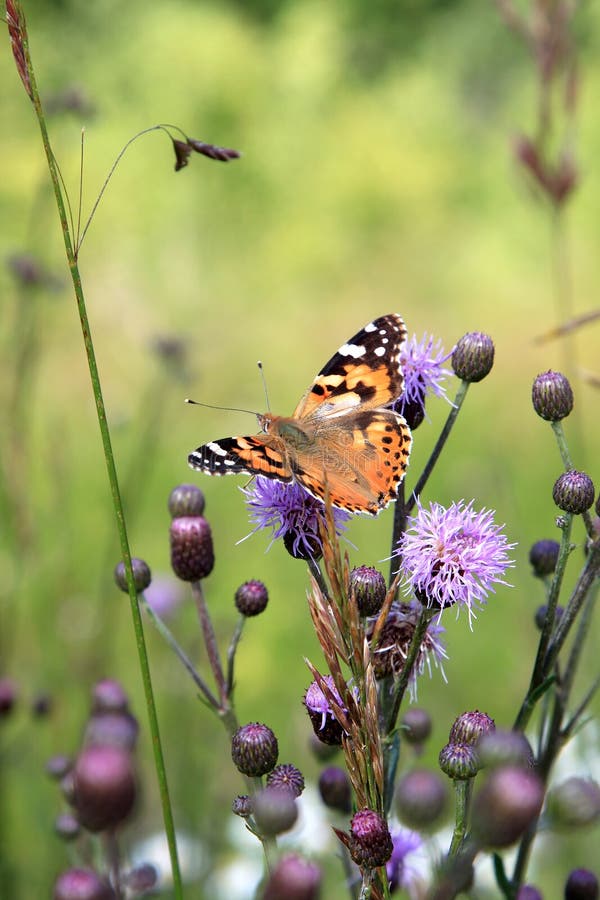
[{"xmin": 1, "ymin": 0, "xmax": 599, "ymax": 896}]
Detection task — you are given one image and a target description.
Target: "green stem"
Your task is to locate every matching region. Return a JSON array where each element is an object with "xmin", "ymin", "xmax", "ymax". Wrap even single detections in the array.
[
  {"xmin": 192, "ymin": 580, "xmax": 227, "ymax": 704},
  {"xmin": 15, "ymin": 9, "xmax": 183, "ymax": 895},
  {"xmin": 545, "ymin": 538, "xmax": 600, "ymax": 672},
  {"xmin": 448, "ymin": 779, "xmax": 471, "ymax": 858}
]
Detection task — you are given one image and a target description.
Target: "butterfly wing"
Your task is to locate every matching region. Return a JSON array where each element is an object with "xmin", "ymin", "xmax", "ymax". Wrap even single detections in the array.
[
  {"xmin": 188, "ymin": 435, "xmax": 293, "ymax": 481},
  {"xmin": 293, "ymin": 313, "xmax": 407, "ymax": 420},
  {"xmin": 292, "ymin": 408, "xmax": 411, "ymax": 515}
]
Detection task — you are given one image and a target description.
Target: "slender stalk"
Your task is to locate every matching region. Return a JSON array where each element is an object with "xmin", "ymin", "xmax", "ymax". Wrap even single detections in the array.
[
  {"xmin": 13, "ymin": 9, "xmax": 183, "ymax": 894},
  {"xmin": 545, "ymin": 538, "xmax": 600, "ymax": 671},
  {"xmin": 448, "ymin": 779, "xmax": 471, "ymax": 858},
  {"xmin": 227, "ymin": 616, "xmax": 246, "ymax": 696},
  {"xmin": 191, "ymin": 580, "xmax": 227, "ymax": 703},
  {"xmin": 383, "ymin": 607, "xmax": 432, "ymax": 735}
]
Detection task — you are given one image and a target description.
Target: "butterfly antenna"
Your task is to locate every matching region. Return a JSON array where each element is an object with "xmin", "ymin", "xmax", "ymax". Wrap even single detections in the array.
[
  {"xmin": 257, "ymin": 361, "xmax": 271, "ymax": 413},
  {"xmin": 185, "ymin": 398, "xmax": 259, "ymax": 417}
]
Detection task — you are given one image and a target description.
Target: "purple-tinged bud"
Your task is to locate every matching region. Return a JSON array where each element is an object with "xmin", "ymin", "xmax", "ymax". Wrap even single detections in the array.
[
  {"xmin": 231, "ymin": 722, "xmax": 278, "ymax": 777},
  {"xmin": 395, "ymin": 768, "xmax": 448, "ymax": 830},
  {"xmin": 532, "ymin": 371, "xmax": 574, "ymax": 421},
  {"xmin": 168, "ymin": 484, "xmax": 206, "ymax": 518},
  {"xmin": 169, "ymin": 516, "xmax": 214, "ymax": 580},
  {"xmin": 553, "ymin": 471, "xmax": 595, "ymax": 515},
  {"xmin": 114, "ymin": 558, "xmax": 151, "ymax": 593},
  {"xmin": 471, "ymin": 766, "xmax": 544, "ymax": 848},
  {"xmin": 46, "ymin": 754, "xmax": 73, "ymax": 781},
  {"xmin": 235, "ymin": 580, "xmax": 269, "ymax": 617},
  {"xmin": 0, "ymin": 677, "xmax": 17, "ymax": 717},
  {"xmin": 565, "ymin": 868, "xmax": 599, "ymax": 900},
  {"xmin": 263, "ymin": 854, "xmax": 322, "ymax": 900},
  {"xmin": 516, "ymin": 887, "xmax": 543, "ymax": 900},
  {"xmin": 232, "ymin": 795, "xmax": 252, "ymax": 818},
  {"xmin": 534, "ymin": 603, "xmax": 564, "ymax": 631},
  {"xmin": 439, "ymin": 743, "xmax": 479, "ymax": 780},
  {"xmin": 348, "ymin": 809, "xmax": 393, "ymax": 868},
  {"xmin": 477, "ymin": 729, "xmax": 535, "ymax": 770},
  {"xmin": 452, "ymin": 332, "xmax": 494, "ymax": 383},
  {"xmin": 449, "ymin": 710, "xmax": 495, "ymax": 746},
  {"xmin": 53, "ymin": 868, "xmax": 115, "ymax": 900},
  {"xmin": 186, "ymin": 138, "xmax": 241, "ymax": 163},
  {"xmin": 172, "ymin": 139, "xmax": 192, "ymax": 171},
  {"xmin": 84, "ymin": 711, "xmax": 139, "ymax": 752},
  {"xmin": 73, "ymin": 746, "xmax": 136, "ymax": 832},
  {"xmin": 253, "ymin": 787, "xmax": 298, "ymax": 836},
  {"xmin": 267, "ymin": 763, "xmax": 305, "ymax": 798},
  {"xmin": 91, "ymin": 679, "xmax": 129, "ymax": 714},
  {"xmin": 54, "ymin": 813, "xmax": 81, "ymax": 842},
  {"xmin": 122, "ymin": 864, "xmax": 158, "ymax": 895},
  {"xmin": 546, "ymin": 777, "xmax": 600, "ymax": 829},
  {"xmin": 318, "ymin": 766, "xmax": 352, "ymax": 814},
  {"xmin": 401, "ymin": 707, "xmax": 432, "ymax": 747},
  {"xmin": 350, "ymin": 566, "xmax": 387, "ymax": 617},
  {"xmin": 304, "ymin": 677, "xmax": 345, "ymax": 746},
  {"xmin": 529, "ymin": 539, "xmax": 560, "ymax": 578}
]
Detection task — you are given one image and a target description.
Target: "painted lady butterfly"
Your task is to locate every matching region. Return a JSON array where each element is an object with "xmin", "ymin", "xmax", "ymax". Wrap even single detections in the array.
[{"xmin": 188, "ymin": 313, "xmax": 412, "ymax": 515}]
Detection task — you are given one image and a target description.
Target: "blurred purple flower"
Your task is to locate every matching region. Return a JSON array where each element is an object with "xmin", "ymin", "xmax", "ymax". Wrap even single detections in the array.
[
  {"xmin": 240, "ymin": 476, "xmax": 350, "ymax": 559},
  {"xmin": 397, "ymin": 500, "xmax": 515, "ymax": 624},
  {"xmin": 398, "ymin": 333, "xmax": 454, "ymax": 412},
  {"xmin": 143, "ymin": 575, "xmax": 185, "ymax": 619},
  {"xmin": 387, "ymin": 827, "xmax": 425, "ymax": 895}
]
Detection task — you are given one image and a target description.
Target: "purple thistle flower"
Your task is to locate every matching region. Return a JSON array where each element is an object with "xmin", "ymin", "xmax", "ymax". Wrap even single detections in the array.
[
  {"xmin": 241, "ymin": 476, "xmax": 350, "ymax": 560},
  {"xmin": 386, "ymin": 827, "xmax": 425, "ymax": 895},
  {"xmin": 397, "ymin": 333, "xmax": 454, "ymax": 413},
  {"xmin": 397, "ymin": 500, "xmax": 515, "ymax": 624}
]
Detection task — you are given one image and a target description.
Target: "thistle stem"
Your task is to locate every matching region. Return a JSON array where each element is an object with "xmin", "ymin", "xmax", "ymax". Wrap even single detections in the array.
[
  {"xmin": 13, "ymin": 7, "xmax": 183, "ymax": 893},
  {"xmin": 448, "ymin": 779, "xmax": 471, "ymax": 858},
  {"xmin": 192, "ymin": 579, "xmax": 227, "ymax": 704}
]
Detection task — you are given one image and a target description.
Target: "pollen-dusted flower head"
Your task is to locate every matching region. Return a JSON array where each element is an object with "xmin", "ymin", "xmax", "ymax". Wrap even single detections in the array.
[
  {"xmin": 367, "ymin": 601, "xmax": 447, "ymax": 700},
  {"xmin": 242, "ymin": 476, "xmax": 350, "ymax": 561},
  {"xmin": 397, "ymin": 500, "xmax": 515, "ymax": 623}
]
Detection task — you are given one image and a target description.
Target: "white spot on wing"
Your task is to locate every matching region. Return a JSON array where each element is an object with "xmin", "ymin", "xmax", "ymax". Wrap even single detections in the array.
[
  {"xmin": 207, "ymin": 441, "xmax": 228, "ymax": 456},
  {"xmin": 339, "ymin": 342, "xmax": 367, "ymax": 358},
  {"xmin": 364, "ymin": 322, "xmax": 377, "ymax": 332},
  {"xmin": 374, "ymin": 346, "xmax": 386, "ymax": 357}
]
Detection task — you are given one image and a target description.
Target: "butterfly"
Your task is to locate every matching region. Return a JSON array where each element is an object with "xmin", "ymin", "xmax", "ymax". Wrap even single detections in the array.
[{"xmin": 188, "ymin": 313, "xmax": 412, "ymax": 515}]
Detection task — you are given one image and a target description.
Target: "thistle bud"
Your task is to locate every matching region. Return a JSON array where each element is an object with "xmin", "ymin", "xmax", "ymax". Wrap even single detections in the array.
[
  {"xmin": 234, "ymin": 580, "xmax": 269, "ymax": 617},
  {"xmin": 452, "ymin": 332, "xmax": 494, "ymax": 383},
  {"xmin": 122, "ymin": 865, "xmax": 158, "ymax": 895},
  {"xmin": 169, "ymin": 515, "xmax": 214, "ymax": 580},
  {"xmin": 529, "ymin": 539, "xmax": 560, "ymax": 577},
  {"xmin": 91, "ymin": 680, "xmax": 129, "ymax": 714},
  {"xmin": 54, "ymin": 813, "xmax": 81, "ymax": 842},
  {"xmin": 532, "ymin": 371, "xmax": 573, "ymax": 421},
  {"xmin": 348, "ymin": 809, "xmax": 393, "ymax": 868},
  {"xmin": 565, "ymin": 868, "xmax": 599, "ymax": 900},
  {"xmin": 168, "ymin": 484, "xmax": 206, "ymax": 518},
  {"xmin": 266, "ymin": 763, "xmax": 305, "ymax": 798},
  {"xmin": 231, "ymin": 722, "xmax": 278, "ymax": 777},
  {"xmin": 546, "ymin": 777, "xmax": 600, "ymax": 830},
  {"xmin": 114, "ymin": 558, "xmax": 151, "ymax": 593},
  {"xmin": 534, "ymin": 603, "xmax": 564, "ymax": 632},
  {"xmin": 253, "ymin": 787, "xmax": 298, "ymax": 836},
  {"xmin": 553, "ymin": 471, "xmax": 595, "ymax": 515},
  {"xmin": 46, "ymin": 755, "xmax": 73, "ymax": 781},
  {"xmin": 471, "ymin": 766, "xmax": 544, "ymax": 848},
  {"xmin": 401, "ymin": 708, "xmax": 432, "ymax": 747},
  {"xmin": 350, "ymin": 566, "xmax": 387, "ymax": 617},
  {"xmin": 172, "ymin": 139, "xmax": 191, "ymax": 171},
  {"xmin": 53, "ymin": 869, "xmax": 115, "ymax": 900},
  {"xmin": 73, "ymin": 746, "xmax": 136, "ymax": 832},
  {"xmin": 439, "ymin": 743, "xmax": 479, "ymax": 780},
  {"xmin": 476, "ymin": 729, "xmax": 535, "ymax": 770},
  {"xmin": 84, "ymin": 711, "xmax": 139, "ymax": 752},
  {"xmin": 395, "ymin": 768, "xmax": 448, "ymax": 830},
  {"xmin": 318, "ymin": 766, "xmax": 352, "ymax": 814},
  {"xmin": 449, "ymin": 710, "xmax": 495, "ymax": 746},
  {"xmin": 263, "ymin": 854, "xmax": 322, "ymax": 900},
  {"xmin": 516, "ymin": 887, "xmax": 543, "ymax": 900},
  {"xmin": 232, "ymin": 795, "xmax": 252, "ymax": 818}
]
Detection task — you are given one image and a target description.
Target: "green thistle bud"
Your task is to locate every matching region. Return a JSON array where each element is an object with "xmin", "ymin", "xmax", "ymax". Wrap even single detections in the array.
[
  {"xmin": 253, "ymin": 787, "xmax": 298, "ymax": 836},
  {"xmin": 395, "ymin": 768, "xmax": 448, "ymax": 830},
  {"xmin": 532, "ymin": 371, "xmax": 574, "ymax": 421},
  {"xmin": 439, "ymin": 742, "xmax": 479, "ymax": 780},
  {"xmin": 553, "ymin": 471, "xmax": 595, "ymax": 515},
  {"xmin": 169, "ymin": 515, "xmax": 214, "ymax": 580},
  {"xmin": 168, "ymin": 483, "xmax": 206, "ymax": 518},
  {"xmin": 476, "ymin": 729, "xmax": 535, "ymax": 770},
  {"xmin": 231, "ymin": 722, "xmax": 278, "ymax": 777},
  {"xmin": 348, "ymin": 809, "xmax": 393, "ymax": 868},
  {"xmin": 350, "ymin": 566, "xmax": 387, "ymax": 616},
  {"xmin": 452, "ymin": 332, "xmax": 494, "ymax": 383},
  {"xmin": 113, "ymin": 557, "xmax": 151, "ymax": 593},
  {"xmin": 546, "ymin": 777, "xmax": 600, "ymax": 830}
]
